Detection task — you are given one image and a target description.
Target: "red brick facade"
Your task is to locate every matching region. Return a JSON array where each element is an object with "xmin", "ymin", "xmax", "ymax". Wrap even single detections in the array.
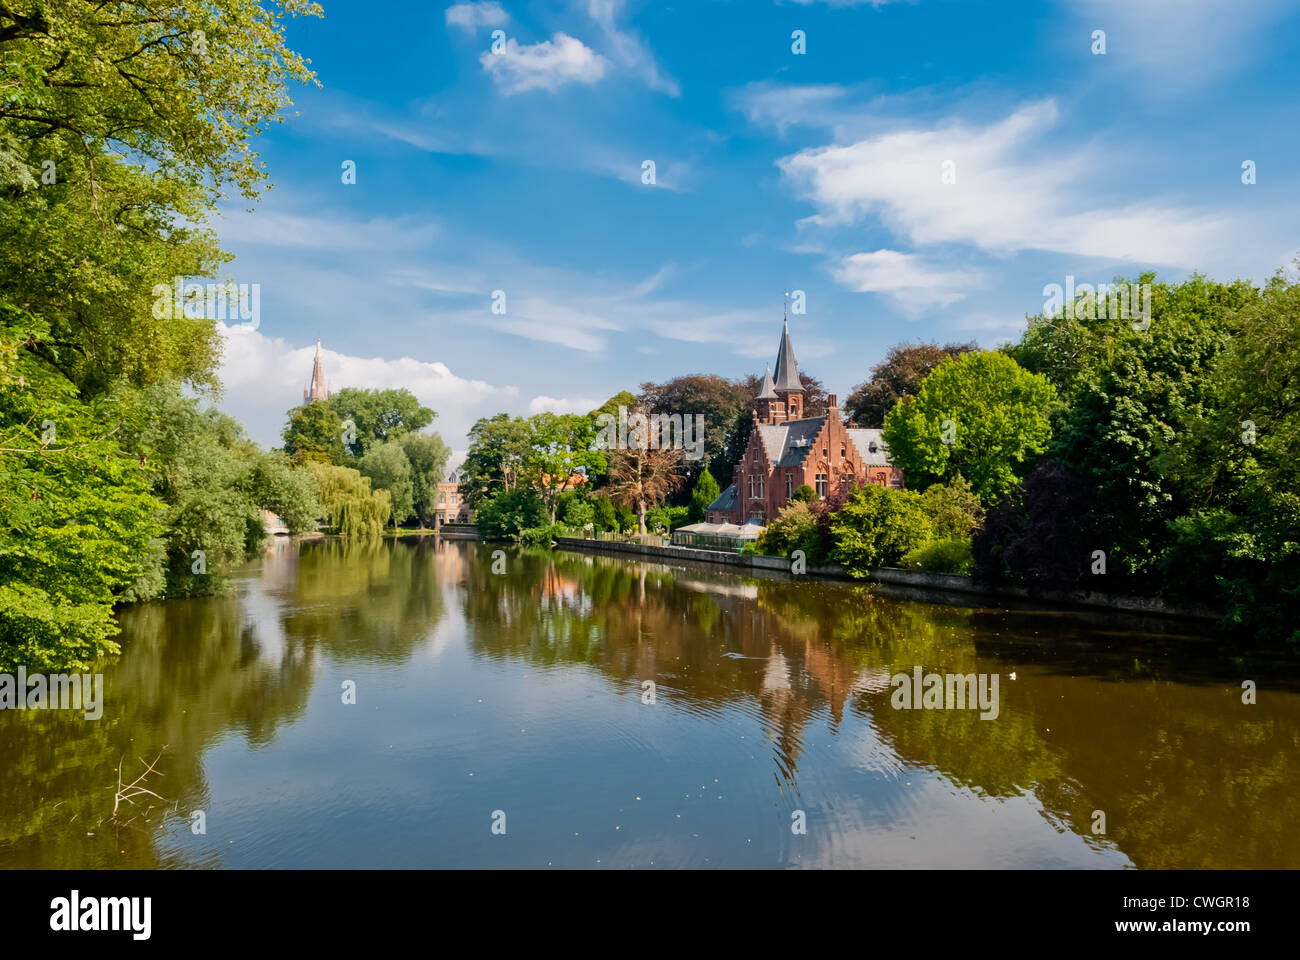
[{"xmin": 706, "ymin": 322, "xmax": 904, "ymax": 525}]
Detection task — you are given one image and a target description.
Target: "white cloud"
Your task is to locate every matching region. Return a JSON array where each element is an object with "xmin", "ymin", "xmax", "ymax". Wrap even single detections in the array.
[
  {"xmin": 778, "ymin": 99, "xmax": 1237, "ymax": 267},
  {"xmin": 215, "ymin": 323, "xmax": 516, "ymax": 450},
  {"xmin": 528, "ymin": 395, "xmax": 602, "ymax": 415},
  {"xmin": 832, "ymin": 250, "xmax": 982, "ymax": 311},
  {"xmin": 480, "ymin": 33, "xmax": 609, "ymax": 95},
  {"xmin": 586, "ymin": 0, "xmax": 680, "ymax": 96},
  {"xmin": 445, "ymin": 1, "xmax": 508, "ymax": 31}
]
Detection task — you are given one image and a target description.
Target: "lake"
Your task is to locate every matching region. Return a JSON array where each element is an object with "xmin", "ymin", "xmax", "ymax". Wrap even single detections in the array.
[{"xmin": 2, "ymin": 537, "xmax": 1297, "ymax": 869}]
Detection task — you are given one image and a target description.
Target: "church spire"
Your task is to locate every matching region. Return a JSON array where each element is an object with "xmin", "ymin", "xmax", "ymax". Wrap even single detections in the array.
[{"xmin": 304, "ymin": 338, "xmax": 329, "ymax": 403}]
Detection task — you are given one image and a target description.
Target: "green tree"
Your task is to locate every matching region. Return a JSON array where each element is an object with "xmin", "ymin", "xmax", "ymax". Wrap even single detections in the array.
[
  {"xmin": 304, "ymin": 461, "xmax": 390, "ymax": 537},
  {"xmin": 328, "ymin": 387, "xmax": 434, "ymax": 459},
  {"xmin": 359, "ymin": 439, "xmax": 415, "ymax": 528},
  {"xmin": 1013, "ymin": 274, "xmax": 1256, "ymax": 573},
  {"xmin": 460, "ymin": 413, "xmax": 532, "ymax": 508},
  {"xmin": 476, "ymin": 488, "xmax": 546, "ymax": 540},
  {"xmin": 282, "ymin": 402, "xmax": 345, "ymax": 464},
  {"xmin": 524, "ymin": 412, "xmax": 606, "ymax": 523},
  {"xmin": 401, "ymin": 432, "xmax": 452, "ymax": 527},
  {"xmin": 592, "ymin": 495, "xmax": 617, "ymax": 532},
  {"xmin": 882, "ymin": 351, "xmax": 1056, "ymax": 502},
  {"xmin": 1, "ymin": 0, "xmax": 321, "ymax": 396},
  {"xmin": 753, "ymin": 501, "xmax": 823, "ymax": 562},
  {"xmin": 0, "ymin": 354, "xmax": 162, "ymax": 669},
  {"xmin": 688, "ymin": 467, "xmax": 721, "ymax": 522}
]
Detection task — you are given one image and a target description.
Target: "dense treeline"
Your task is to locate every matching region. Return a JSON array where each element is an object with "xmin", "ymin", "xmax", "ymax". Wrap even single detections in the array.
[
  {"xmin": 466, "ymin": 272, "xmax": 1298, "ymax": 646},
  {"xmin": 0, "ymin": 0, "xmax": 329, "ymax": 669}
]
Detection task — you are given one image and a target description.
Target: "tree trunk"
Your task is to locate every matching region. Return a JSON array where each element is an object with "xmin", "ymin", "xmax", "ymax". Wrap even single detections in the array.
[{"xmin": 637, "ymin": 499, "xmax": 647, "ymax": 535}]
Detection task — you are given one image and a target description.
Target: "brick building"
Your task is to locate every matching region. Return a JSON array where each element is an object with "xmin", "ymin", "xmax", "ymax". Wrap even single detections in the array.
[{"xmin": 705, "ymin": 320, "xmax": 903, "ymax": 526}]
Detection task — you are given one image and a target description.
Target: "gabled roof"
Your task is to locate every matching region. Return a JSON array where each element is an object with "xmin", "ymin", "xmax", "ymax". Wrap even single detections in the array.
[
  {"xmin": 846, "ymin": 428, "xmax": 893, "ymax": 467},
  {"xmin": 706, "ymin": 482, "xmax": 738, "ymax": 512},
  {"xmin": 772, "ymin": 321, "xmax": 803, "ymax": 393},
  {"xmin": 755, "ymin": 417, "xmax": 827, "ymax": 468}
]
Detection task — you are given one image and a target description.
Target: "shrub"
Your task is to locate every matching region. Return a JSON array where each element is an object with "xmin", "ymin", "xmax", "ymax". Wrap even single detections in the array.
[
  {"xmin": 901, "ymin": 538, "xmax": 974, "ymax": 575},
  {"xmin": 754, "ymin": 501, "xmax": 823, "ymax": 562},
  {"xmin": 919, "ymin": 475, "xmax": 984, "ymax": 539},
  {"xmin": 591, "ymin": 496, "xmax": 617, "ymax": 532},
  {"xmin": 790, "ymin": 484, "xmax": 816, "ymax": 503},
  {"xmin": 518, "ymin": 523, "xmax": 562, "ymax": 546},
  {"xmin": 476, "ymin": 488, "xmax": 546, "ymax": 540},
  {"xmin": 829, "ymin": 485, "xmax": 932, "ymax": 575},
  {"xmin": 647, "ymin": 504, "xmax": 690, "ymax": 533},
  {"xmin": 561, "ymin": 496, "xmax": 595, "ymax": 529}
]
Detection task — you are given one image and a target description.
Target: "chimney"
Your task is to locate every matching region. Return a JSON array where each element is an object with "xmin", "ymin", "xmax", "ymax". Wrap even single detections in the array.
[{"xmin": 828, "ymin": 393, "xmax": 838, "ymax": 411}]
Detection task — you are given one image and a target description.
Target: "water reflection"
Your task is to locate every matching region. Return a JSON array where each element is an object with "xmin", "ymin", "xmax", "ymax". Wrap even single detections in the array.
[{"xmin": 1, "ymin": 539, "xmax": 1296, "ymax": 869}]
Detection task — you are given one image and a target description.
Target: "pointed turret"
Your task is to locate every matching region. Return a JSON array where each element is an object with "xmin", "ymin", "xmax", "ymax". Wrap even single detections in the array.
[
  {"xmin": 772, "ymin": 320, "xmax": 804, "ymax": 419},
  {"xmin": 757, "ymin": 364, "xmax": 777, "ymax": 399}
]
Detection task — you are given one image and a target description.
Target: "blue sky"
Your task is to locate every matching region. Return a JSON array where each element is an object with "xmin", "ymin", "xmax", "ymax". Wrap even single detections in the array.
[{"xmin": 211, "ymin": 0, "xmax": 1300, "ymax": 457}]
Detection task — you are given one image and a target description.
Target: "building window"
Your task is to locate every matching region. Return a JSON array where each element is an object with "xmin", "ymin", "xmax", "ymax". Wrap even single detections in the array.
[
  {"xmin": 747, "ymin": 474, "xmax": 754, "ymax": 498},
  {"xmin": 816, "ymin": 473, "xmax": 827, "ymax": 498},
  {"xmin": 841, "ymin": 444, "xmax": 846, "ymax": 459},
  {"xmin": 757, "ymin": 474, "xmax": 764, "ymax": 498},
  {"xmin": 785, "ymin": 474, "xmax": 792, "ymax": 499}
]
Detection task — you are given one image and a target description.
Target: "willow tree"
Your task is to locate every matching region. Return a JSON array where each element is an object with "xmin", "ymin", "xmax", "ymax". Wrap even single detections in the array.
[{"xmin": 304, "ymin": 462, "xmax": 391, "ymax": 538}]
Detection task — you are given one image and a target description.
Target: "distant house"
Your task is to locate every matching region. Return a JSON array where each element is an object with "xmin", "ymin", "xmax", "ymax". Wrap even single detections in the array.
[
  {"xmin": 435, "ymin": 468, "xmax": 473, "ymax": 526},
  {"xmin": 706, "ymin": 320, "xmax": 903, "ymax": 526}
]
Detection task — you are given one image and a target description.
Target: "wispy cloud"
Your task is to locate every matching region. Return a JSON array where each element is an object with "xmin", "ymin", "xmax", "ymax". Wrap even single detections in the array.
[
  {"xmin": 445, "ymin": 1, "xmax": 508, "ymax": 32},
  {"xmin": 215, "ymin": 208, "xmax": 438, "ymax": 251},
  {"xmin": 586, "ymin": 0, "xmax": 680, "ymax": 96},
  {"xmin": 1063, "ymin": 0, "xmax": 1295, "ymax": 93}
]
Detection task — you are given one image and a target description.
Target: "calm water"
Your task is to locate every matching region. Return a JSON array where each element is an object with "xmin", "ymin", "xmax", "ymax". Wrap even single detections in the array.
[{"xmin": 2, "ymin": 538, "xmax": 1298, "ymax": 869}]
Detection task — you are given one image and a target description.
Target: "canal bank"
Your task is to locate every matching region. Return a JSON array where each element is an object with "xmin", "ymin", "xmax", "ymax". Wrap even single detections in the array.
[{"xmin": 552, "ymin": 536, "xmax": 1221, "ymax": 622}]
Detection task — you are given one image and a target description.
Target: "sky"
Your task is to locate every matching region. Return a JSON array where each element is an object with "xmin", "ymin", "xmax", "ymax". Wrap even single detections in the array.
[{"xmin": 210, "ymin": 0, "xmax": 1300, "ymax": 461}]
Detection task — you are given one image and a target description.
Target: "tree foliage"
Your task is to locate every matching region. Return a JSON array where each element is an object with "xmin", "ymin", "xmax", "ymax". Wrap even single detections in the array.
[
  {"xmin": 281, "ymin": 402, "xmax": 345, "ymax": 464},
  {"xmin": 358, "ymin": 439, "xmax": 414, "ymax": 527},
  {"xmin": 843, "ymin": 340, "xmax": 977, "ymax": 428},
  {"xmin": 0, "ymin": 352, "xmax": 161, "ymax": 669},
  {"xmin": 687, "ymin": 466, "xmax": 720, "ymax": 522},
  {"xmin": 327, "ymin": 387, "xmax": 434, "ymax": 460},
  {"xmin": 303, "ymin": 461, "xmax": 390, "ymax": 537},
  {"xmin": 882, "ymin": 351, "xmax": 1056, "ymax": 502},
  {"xmin": 829, "ymin": 485, "xmax": 932, "ymax": 575}
]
